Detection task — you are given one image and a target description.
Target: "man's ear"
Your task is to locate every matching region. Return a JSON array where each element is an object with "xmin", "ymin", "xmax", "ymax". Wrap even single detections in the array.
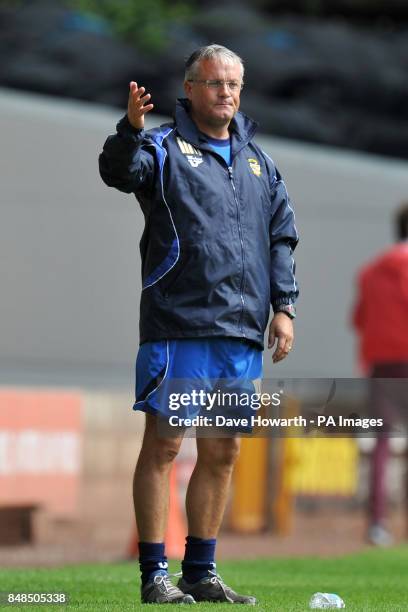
[{"xmin": 184, "ymin": 80, "xmax": 193, "ymax": 100}]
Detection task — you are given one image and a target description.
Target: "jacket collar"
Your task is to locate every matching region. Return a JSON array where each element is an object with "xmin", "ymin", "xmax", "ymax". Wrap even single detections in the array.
[{"xmin": 174, "ymin": 98, "xmax": 258, "ymax": 156}]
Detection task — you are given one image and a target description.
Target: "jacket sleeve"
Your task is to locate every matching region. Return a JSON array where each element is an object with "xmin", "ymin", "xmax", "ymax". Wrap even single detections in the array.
[
  {"xmin": 99, "ymin": 115, "xmax": 156, "ymax": 196},
  {"xmin": 268, "ymin": 164, "xmax": 299, "ymax": 310}
]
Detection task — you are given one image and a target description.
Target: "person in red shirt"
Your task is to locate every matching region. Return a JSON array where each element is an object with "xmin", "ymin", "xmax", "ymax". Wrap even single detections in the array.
[{"xmin": 352, "ymin": 203, "xmax": 408, "ymax": 545}]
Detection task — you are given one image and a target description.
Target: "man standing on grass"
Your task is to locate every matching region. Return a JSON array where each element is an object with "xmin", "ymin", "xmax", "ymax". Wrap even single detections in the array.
[
  {"xmin": 99, "ymin": 44, "xmax": 299, "ymax": 605},
  {"xmin": 352, "ymin": 203, "xmax": 408, "ymax": 547}
]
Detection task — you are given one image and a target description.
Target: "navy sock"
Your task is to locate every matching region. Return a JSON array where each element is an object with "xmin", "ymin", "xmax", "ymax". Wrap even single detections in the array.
[
  {"xmin": 139, "ymin": 542, "xmax": 168, "ymax": 587},
  {"xmin": 182, "ymin": 536, "xmax": 217, "ymax": 584}
]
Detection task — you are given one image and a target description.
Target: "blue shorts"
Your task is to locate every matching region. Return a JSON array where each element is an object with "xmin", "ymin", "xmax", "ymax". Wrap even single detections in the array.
[{"xmin": 133, "ymin": 338, "xmax": 263, "ymax": 422}]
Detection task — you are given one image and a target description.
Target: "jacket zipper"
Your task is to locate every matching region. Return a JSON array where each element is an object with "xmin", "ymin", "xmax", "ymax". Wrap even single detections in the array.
[{"xmin": 228, "ymin": 166, "xmax": 246, "ymax": 335}]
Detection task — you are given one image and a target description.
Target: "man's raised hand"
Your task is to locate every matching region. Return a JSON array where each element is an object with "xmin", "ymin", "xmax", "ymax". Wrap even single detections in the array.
[{"xmin": 127, "ymin": 81, "xmax": 154, "ymax": 129}]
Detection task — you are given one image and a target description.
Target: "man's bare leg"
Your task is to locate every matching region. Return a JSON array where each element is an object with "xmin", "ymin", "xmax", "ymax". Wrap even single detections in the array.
[
  {"xmin": 185, "ymin": 436, "xmax": 241, "ymax": 538},
  {"xmin": 134, "ymin": 415, "xmax": 197, "ymax": 603},
  {"xmin": 179, "ymin": 436, "xmax": 256, "ymax": 603},
  {"xmin": 133, "ymin": 413, "xmax": 184, "ymax": 541}
]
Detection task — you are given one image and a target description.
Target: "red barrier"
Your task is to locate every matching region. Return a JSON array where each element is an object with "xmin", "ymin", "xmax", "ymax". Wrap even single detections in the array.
[{"xmin": 0, "ymin": 389, "xmax": 82, "ymax": 515}]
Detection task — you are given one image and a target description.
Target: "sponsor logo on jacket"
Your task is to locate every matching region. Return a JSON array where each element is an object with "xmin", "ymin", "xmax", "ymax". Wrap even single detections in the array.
[{"xmin": 177, "ymin": 137, "xmax": 203, "ymax": 167}]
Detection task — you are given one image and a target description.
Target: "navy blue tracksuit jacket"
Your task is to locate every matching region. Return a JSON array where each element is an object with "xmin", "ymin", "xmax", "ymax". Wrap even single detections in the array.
[{"xmin": 99, "ymin": 98, "xmax": 299, "ymax": 349}]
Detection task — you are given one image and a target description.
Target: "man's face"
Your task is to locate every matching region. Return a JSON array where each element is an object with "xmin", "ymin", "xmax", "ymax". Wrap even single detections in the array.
[{"xmin": 184, "ymin": 58, "xmax": 242, "ymax": 131}]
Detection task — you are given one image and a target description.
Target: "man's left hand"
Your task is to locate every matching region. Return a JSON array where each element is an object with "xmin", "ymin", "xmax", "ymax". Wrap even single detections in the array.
[{"xmin": 268, "ymin": 313, "xmax": 294, "ymax": 363}]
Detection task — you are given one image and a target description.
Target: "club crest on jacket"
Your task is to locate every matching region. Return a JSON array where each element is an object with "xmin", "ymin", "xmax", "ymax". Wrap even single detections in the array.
[{"xmin": 248, "ymin": 158, "xmax": 261, "ymax": 176}]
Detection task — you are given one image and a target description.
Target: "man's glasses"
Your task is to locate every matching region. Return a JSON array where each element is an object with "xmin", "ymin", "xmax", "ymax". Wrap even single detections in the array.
[{"xmin": 188, "ymin": 79, "xmax": 244, "ymax": 92}]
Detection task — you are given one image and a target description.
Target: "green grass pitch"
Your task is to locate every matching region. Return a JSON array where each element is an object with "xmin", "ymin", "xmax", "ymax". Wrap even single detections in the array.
[{"xmin": 0, "ymin": 547, "xmax": 407, "ymax": 611}]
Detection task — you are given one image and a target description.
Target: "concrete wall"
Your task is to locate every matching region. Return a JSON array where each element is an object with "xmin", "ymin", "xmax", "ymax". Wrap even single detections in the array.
[{"xmin": 1, "ymin": 88, "xmax": 408, "ymax": 387}]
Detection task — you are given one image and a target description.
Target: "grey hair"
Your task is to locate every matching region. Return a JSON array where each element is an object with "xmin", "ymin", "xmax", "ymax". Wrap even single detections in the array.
[{"xmin": 184, "ymin": 44, "xmax": 244, "ymax": 81}]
